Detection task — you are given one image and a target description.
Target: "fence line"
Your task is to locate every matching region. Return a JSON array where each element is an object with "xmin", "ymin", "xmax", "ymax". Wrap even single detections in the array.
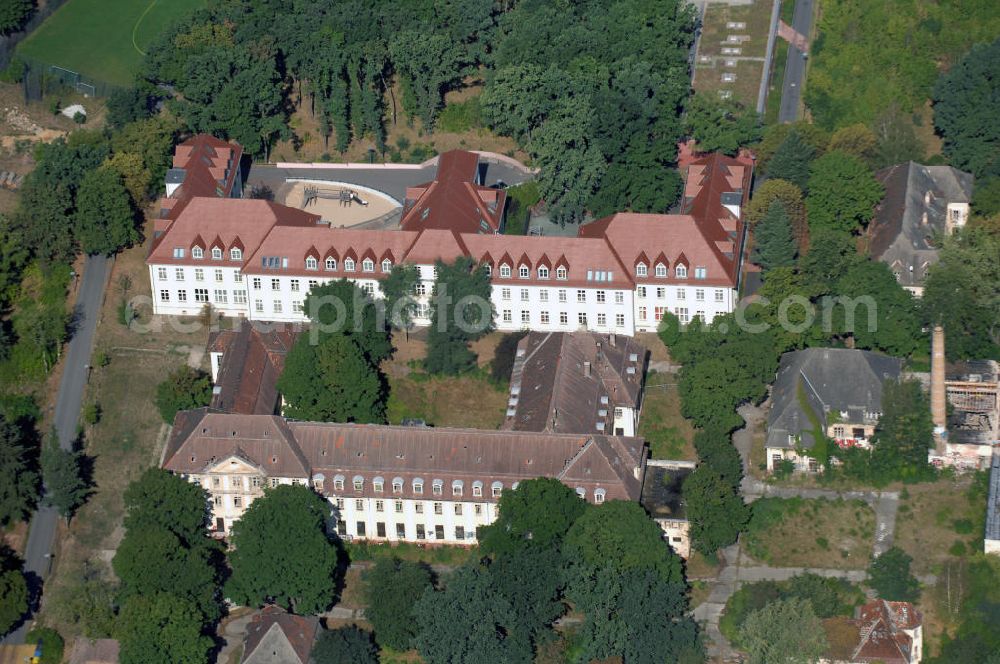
[{"xmin": 0, "ymin": 0, "xmax": 71, "ymax": 70}]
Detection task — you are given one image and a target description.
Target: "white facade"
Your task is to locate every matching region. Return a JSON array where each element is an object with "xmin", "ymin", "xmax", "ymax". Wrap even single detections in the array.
[
  {"xmin": 330, "ymin": 494, "xmax": 497, "ymax": 545},
  {"xmin": 148, "ymin": 260, "xmax": 738, "ymax": 336}
]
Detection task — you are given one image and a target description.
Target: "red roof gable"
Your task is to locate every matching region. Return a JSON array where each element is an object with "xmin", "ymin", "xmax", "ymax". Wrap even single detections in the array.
[{"xmin": 400, "ymin": 151, "xmax": 506, "ymax": 235}]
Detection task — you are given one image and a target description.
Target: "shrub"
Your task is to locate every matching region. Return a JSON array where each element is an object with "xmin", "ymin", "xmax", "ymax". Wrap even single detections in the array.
[
  {"xmin": 949, "ymin": 541, "xmax": 967, "ymax": 556},
  {"xmin": 82, "ymin": 403, "xmax": 100, "ymax": 426},
  {"xmin": 25, "ymin": 627, "xmax": 64, "ymax": 664},
  {"xmin": 953, "ymin": 518, "xmax": 974, "ymax": 535}
]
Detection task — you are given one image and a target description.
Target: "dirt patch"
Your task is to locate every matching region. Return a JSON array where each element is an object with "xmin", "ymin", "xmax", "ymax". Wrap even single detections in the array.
[
  {"xmin": 281, "ymin": 180, "xmax": 400, "ymax": 226},
  {"xmin": 894, "ymin": 476, "xmax": 984, "ymax": 575}
]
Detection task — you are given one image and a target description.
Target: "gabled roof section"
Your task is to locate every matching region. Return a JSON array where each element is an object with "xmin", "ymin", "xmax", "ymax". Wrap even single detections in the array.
[
  {"xmin": 400, "ymin": 150, "xmax": 506, "ymax": 235},
  {"xmin": 208, "ymin": 321, "xmax": 300, "ymax": 415},
  {"xmin": 242, "ymin": 605, "xmax": 318, "ymax": 664},
  {"xmin": 766, "ymin": 348, "xmax": 903, "ymax": 450},
  {"xmin": 159, "ymin": 134, "xmax": 243, "ymax": 222}
]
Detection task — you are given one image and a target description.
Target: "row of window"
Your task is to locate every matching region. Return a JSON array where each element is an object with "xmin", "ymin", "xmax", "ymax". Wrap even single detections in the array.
[
  {"xmin": 491, "ymin": 264, "xmax": 567, "ymax": 280},
  {"xmin": 172, "ymin": 246, "xmax": 243, "ymax": 261},
  {"xmin": 500, "ymin": 288, "xmax": 626, "ymax": 305},
  {"xmin": 637, "ymin": 286, "xmax": 725, "ymax": 302},
  {"xmin": 635, "ymin": 263, "xmax": 707, "ymax": 279},
  {"xmin": 501, "ymin": 310, "xmax": 626, "ymax": 329},
  {"xmin": 305, "ymin": 256, "xmax": 391, "ymax": 273},
  {"xmin": 159, "ymin": 288, "xmax": 248, "ymax": 305},
  {"xmin": 329, "ymin": 476, "xmax": 505, "ymax": 497},
  {"xmin": 338, "ymin": 520, "xmax": 471, "ymax": 541},
  {"xmin": 337, "ymin": 498, "xmax": 483, "ymax": 516},
  {"xmin": 638, "ymin": 307, "xmax": 703, "ymax": 323},
  {"xmin": 157, "ymin": 267, "xmax": 242, "ymax": 283}
]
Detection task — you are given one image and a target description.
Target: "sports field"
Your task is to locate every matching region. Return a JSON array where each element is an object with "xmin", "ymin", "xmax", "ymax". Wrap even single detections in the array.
[{"xmin": 17, "ymin": 0, "xmax": 205, "ymax": 87}]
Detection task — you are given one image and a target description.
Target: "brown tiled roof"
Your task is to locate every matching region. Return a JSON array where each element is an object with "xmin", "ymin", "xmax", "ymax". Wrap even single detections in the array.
[
  {"xmin": 162, "ymin": 410, "xmax": 647, "ymax": 502},
  {"xmin": 401, "ymin": 151, "xmax": 506, "ymax": 235},
  {"xmin": 162, "ymin": 410, "xmax": 310, "ymax": 478},
  {"xmin": 504, "ymin": 332, "xmax": 647, "ymax": 434},
  {"xmin": 209, "ymin": 321, "xmax": 300, "ymax": 415},
  {"xmin": 241, "ymin": 605, "xmax": 318, "ymax": 664}
]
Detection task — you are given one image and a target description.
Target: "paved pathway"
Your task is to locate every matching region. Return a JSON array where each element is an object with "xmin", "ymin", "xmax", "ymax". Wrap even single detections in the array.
[
  {"xmin": 777, "ymin": 0, "xmax": 816, "ymax": 122},
  {"xmin": 2, "ymin": 255, "xmax": 111, "ymax": 645}
]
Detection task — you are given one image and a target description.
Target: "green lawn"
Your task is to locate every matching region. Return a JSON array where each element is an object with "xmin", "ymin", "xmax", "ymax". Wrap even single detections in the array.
[{"xmin": 17, "ymin": 0, "xmax": 205, "ymax": 86}]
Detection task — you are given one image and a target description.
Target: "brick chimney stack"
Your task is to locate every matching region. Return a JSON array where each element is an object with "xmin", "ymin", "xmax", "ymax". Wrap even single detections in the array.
[{"xmin": 931, "ymin": 326, "xmax": 947, "ymax": 438}]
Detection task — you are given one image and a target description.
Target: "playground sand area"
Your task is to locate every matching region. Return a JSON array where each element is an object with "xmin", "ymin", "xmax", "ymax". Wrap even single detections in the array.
[{"xmin": 282, "ymin": 181, "xmax": 401, "ymax": 228}]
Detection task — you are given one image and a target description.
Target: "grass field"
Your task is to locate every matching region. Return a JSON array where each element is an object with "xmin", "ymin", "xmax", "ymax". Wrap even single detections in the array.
[
  {"xmin": 17, "ymin": 0, "xmax": 205, "ymax": 86},
  {"xmin": 639, "ymin": 376, "xmax": 697, "ymax": 461}
]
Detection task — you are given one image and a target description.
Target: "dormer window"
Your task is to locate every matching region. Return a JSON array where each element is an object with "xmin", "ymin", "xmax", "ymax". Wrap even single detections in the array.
[
  {"xmin": 499, "ymin": 264, "xmax": 511, "ymax": 278},
  {"xmin": 538, "ymin": 266, "xmax": 549, "ymax": 279},
  {"xmin": 333, "ymin": 476, "xmax": 345, "ymax": 491},
  {"xmin": 491, "ymin": 481, "xmax": 503, "ymax": 498},
  {"xmin": 694, "ymin": 267, "xmax": 707, "ymax": 279},
  {"xmin": 392, "ymin": 478, "xmax": 403, "ymax": 493},
  {"xmin": 353, "ymin": 476, "xmax": 364, "ymax": 491},
  {"xmin": 192, "ymin": 247, "xmax": 204, "ymax": 259},
  {"xmin": 381, "ymin": 259, "xmax": 392, "ymax": 273},
  {"xmin": 345, "ymin": 258, "xmax": 356, "ymax": 272},
  {"xmin": 211, "ymin": 247, "xmax": 223, "ymax": 260},
  {"xmin": 519, "ymin": 265, "xmax": 529, "ymax": 279},
  {"xmin": 484, "ymin": 264, "xmax": 492, "ymax": 276},
  {"xmin": 230, "ymin": 248, "xmax": 242, "ymax": 261},
  {"xmin": 636, "ymin": 263, "xmax": 647, "ymax": 277},
  {"xmin": 413, "ymin": 480, "xmax": 424, "ymax": 495},
  {"xmin": 675, "ymin": 265, "xmax": 687, "ymax": 278},
  {"xmin": 173, "ymin": 247, "xmax": 185, "ymax": 259},
  {"xmin": 362, "ymin": 258, "xmax": 374, "ymax": 272},
  {"xmin": 655, "ymin": 263, "xmax": 667, "ymax": 278},
  {"xmin": 325, "ymin": 257, "xmax": 336, "ymax": 271},
  {"xmin": 556, "ymin": 266, "xmax": 568, "ymax": 280},
  {"xmin": 305, "ymin": 256, "xmax": 318, "ymax": 270}
]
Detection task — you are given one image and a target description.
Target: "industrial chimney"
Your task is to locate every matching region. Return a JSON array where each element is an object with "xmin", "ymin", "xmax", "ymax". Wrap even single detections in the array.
[{"xmin": 931, "ymin": 326, "xmax": 947, "ymax": 439}]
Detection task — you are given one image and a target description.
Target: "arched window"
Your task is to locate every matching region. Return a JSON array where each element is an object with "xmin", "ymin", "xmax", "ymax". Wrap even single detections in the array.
[
  {"xmin": 575, "ymin": 487, "xmax": 586, "ymax": 499},
  {"xmin": 538, "ymin": 266, "xmax": 549, "ymax": 279},
  {"xmin": 373, "ymin": 476, "xmax": 384, "ymax": 493},
  {"xmin": 594, "ymin": 488, "xmax": 606, "ymax": 503},
  {"xmin": 211, "ymin": 247, "xmax": 223, "ymax": 260},
  {"xmin": 381, "ymin": 259, "xmax": 392, "ymax": 273},
  {"xmin": 491, "ymin": 481, "xmax": 503, "ymax": 497},
  {"xmin": 472, "ymin": 481, "xmax": 484, "ymax": 497},
  {"xmin": 333, "ymin": 475, "xmax": 345, "ymax": 491},
  {"xmin": 362, "ymin": 258, "xmax": 374, "ymax": 272},
  {"xmin": 675, "ymin": 264, "xmax": 687, "ymax": 278},
  {"xmin": 412, "ymin": 478, "xmax": 424, "ymax": 494},
  {"xmin": 192, "ymin": 246, "xmax": 204, "ymax": 259},
  {"xmin": 325, "ymin": 257, "xmax": 336, "ymax": 271},
  {"xmin": 352, "ymin": 475, "xmax": 364, "ymax": 491},
  {"xmin": 392, "ymin": 477, "xmax": 403, "ymax": 493},
  {"xmin": 230, "ymin": 248, "xmax": 242, "ymax": 261},
  {"xmin": 655, "ymin": 263, "xmax": 667, "ymax": 278},
  {"xmin": 305, "ymin": 256, "xmax": 318, "ymax": 270},
  {"xmin": 556, "ymin": 266, "xmax": 568, "ymax": 280},
  {"xmin": 345, "ymin": 258, "xmax": 356, "ymax": 272},
  {"xmin": 636, "ymin": 263, "xmax": 647, "ymax": 277},
  {"xmin": 499, "ymin": 264, "xmax": 511, "ymax": 278}
]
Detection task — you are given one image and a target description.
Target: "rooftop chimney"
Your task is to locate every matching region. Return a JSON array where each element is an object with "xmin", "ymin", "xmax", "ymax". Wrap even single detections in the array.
[
  {"xmin": 609, "ymin": 333, "xmax": 617, "ymax": 348},
  {"xmin": 584, "ymin": 361, "xmax": 592, "ymax": 378},
  {"xmin": 931, "ymin": 326, "xmax": 947, "ymax": 441}
]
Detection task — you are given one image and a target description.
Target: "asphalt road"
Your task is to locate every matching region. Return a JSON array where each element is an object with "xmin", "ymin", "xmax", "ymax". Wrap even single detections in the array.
[
  {"xmin": 778, "ymin": 0, "xmax": 815, "ymax": 123},
  {"xmin": 2, "ymin": 254, "xmax": 111, "ymax": 645}
]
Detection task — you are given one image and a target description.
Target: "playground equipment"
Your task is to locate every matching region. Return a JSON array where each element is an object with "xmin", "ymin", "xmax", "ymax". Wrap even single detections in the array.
[{"xmin": 302, "ymin": 185, "xmax": 368, "ymax": 208}]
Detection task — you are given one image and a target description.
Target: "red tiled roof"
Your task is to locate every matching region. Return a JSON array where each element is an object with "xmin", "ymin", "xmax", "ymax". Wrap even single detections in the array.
[
  {"xmin": 579, "ymin": 213, "xmax": 738, "ymax": 287},
  {"xmin": 158, "ymin": 134, "xmax": 243, "ymax": 221},
  {"xmin": 148, "ymin": 198, "xmax": 320, "ymax": 265},
  {"xmin": 851, "ymin": 600, "xmax": 922, "ymax": 664},
  {"xmin": 244, "ymin": 225, "xmax": 417, "ymax": 278},
  {"xmin": 400, "ymin": 151, "xmax": 506, "ymax": 235},
  {"xmin": 241, "ymin": 606, "xmax": 318, "ymax": 664}
]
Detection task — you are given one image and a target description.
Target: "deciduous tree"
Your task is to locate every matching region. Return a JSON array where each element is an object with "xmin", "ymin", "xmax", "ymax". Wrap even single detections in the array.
[
  {"xmin": 868, "ymin": 379, "xmax": 935, "ymax": 484},
  {"xmin": 116, "ymin": 593, "xmax": 213, "ymax": 664},
  {"xmin": 0, "ymin": 546, "xmax": 27, "ymax": 637},
  {"xmin": 684, "ymin": 465, "xmax": 749, "ymax": 555},
  {"xmin": 479, "ymin": 478, "xmax": 586, "ymax": 556},
  {"xmin": 122, "ymin": 468, "xmax": 210, "ymax": 547},
  {"xmin": 828, "ymin": 123, "xmax": 878, "ymax": 166},
  {"xmin": 226, "ymin": 485, "xmax": 340, "ymax": 614},
  {"xmin": 738, "ymin": 597, "xmax": 827, "ymax": 664},
  {"xmin": 41, "ymin": 430, "xmax": 90, "ymax": 520},
  {"xmin": 311, "ymin": 626, "xmax": 379, "ymax": 664},
  {"xmin": 362, "ymin": 557, "xmax": 433, "ymax": 651},
  {"xmin": 379, "ymin": 264, "xmax": 419, "ymax": 333},
  {"xmin": 154, "ymin": 366, "xmax": 212, "ymax": 424},
  {"xmin": 867, "ymin": 546, "xmax": 921, "ymax": 602},
  {"xmin": 806, "ymin": 151, "xmax": 884, "ymax": 234},
  {"xmin": 684, "ymin": 95, "xmax": 761, "ymax": 156},
  {"xmin": 425, "ymin": 258, "xmax": 493, "ymax": 375}
]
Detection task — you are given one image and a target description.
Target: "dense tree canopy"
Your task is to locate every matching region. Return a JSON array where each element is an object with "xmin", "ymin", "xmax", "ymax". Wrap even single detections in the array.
[
  {"xmin": 0, "ymin": 0, "xmax": 32, "ymax": 35},
  {"xmin": 806, "ymin": 151, "xmax": 884, "ymax": 234},
  {"xmin": 311, "ymin": 626, "xmax": 379, "ymax": 664},
  {"xmin": 40, "ymin": 431, "xmax": 90, "ymax": 520},
  {"xmin": 116, "ymin": 593, "xmax": 213, "ymax": 664},
  {"xmin": 738, "ymin": 597, "xmax": 827, "ymax": 664},
  {"xmin": 74, "ymin": 168, "xmax": 139, "ymax": 256},
  {"xmin": 867, "ymin": 547, "xmax": 921, "ymax": 602},
  {"xmin": 363, "ymin": 557, "xmax": 433, "ymax": 651},
  {"xmin": 226, "ymin": 485, "xmax": 340, "ymax": 614},
  {"xmin": 684, "ymin": 95, "xmax": 761, "ymax": 156},
  {"xmin": 478, "ymin": 478, "xmax": 586, "ymax": 556},
  {"xmin": 122, "ymin": 468, "xmax": 210, "ymax": 547},
  {"xmin": 766, "ymin": 130, "xmax": 816, "ymax": 189},
  {"xmin": 0, "ymin": 546, "xmax": 27, "ymax": 637},
  {"xmin": 752, "ymin": 200, "xmax": 797, "ymax": 270},
  {"xmin": 684, "ymin": 465, "xmax": 749, "ymax": 555},
  {"xmin": 933, "ymin": 38, "xmax": 1000, "ymax": 179},
  {"xmin": 154, "ymin": 366, "xmax": 212, "ymax": 424},
  {"xmin": 0, "ymin": 414, "xmax": 38, "ymax": 526},
  {"xmin": 746, "ymin": 179, "xmax": 808, "ymax": 249}
]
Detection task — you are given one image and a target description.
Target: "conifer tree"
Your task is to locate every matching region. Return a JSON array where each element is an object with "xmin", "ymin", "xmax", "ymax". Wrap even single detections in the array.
[
  {"xmin": 766, "ymin": 130, "xmax": 815, "ymax": 189},
  {"xmin": 752, "ymin": 200, "xmax": 797, "ymax": 271}
]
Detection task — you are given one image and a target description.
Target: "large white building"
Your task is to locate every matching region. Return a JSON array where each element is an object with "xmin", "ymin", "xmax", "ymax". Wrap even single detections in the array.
[{"xmin": 146, "ymin": 141, "xmax": 753, "ymax": 336}]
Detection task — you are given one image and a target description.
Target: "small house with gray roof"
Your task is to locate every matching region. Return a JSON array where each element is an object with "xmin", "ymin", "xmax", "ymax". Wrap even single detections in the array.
[
  {"xmin": 869, "ymin": 162, "xmax": 973, "ymax": 296},
  {"xmin": 766, "ymin": 348, "xmax": 902, "ymax": 473}
]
